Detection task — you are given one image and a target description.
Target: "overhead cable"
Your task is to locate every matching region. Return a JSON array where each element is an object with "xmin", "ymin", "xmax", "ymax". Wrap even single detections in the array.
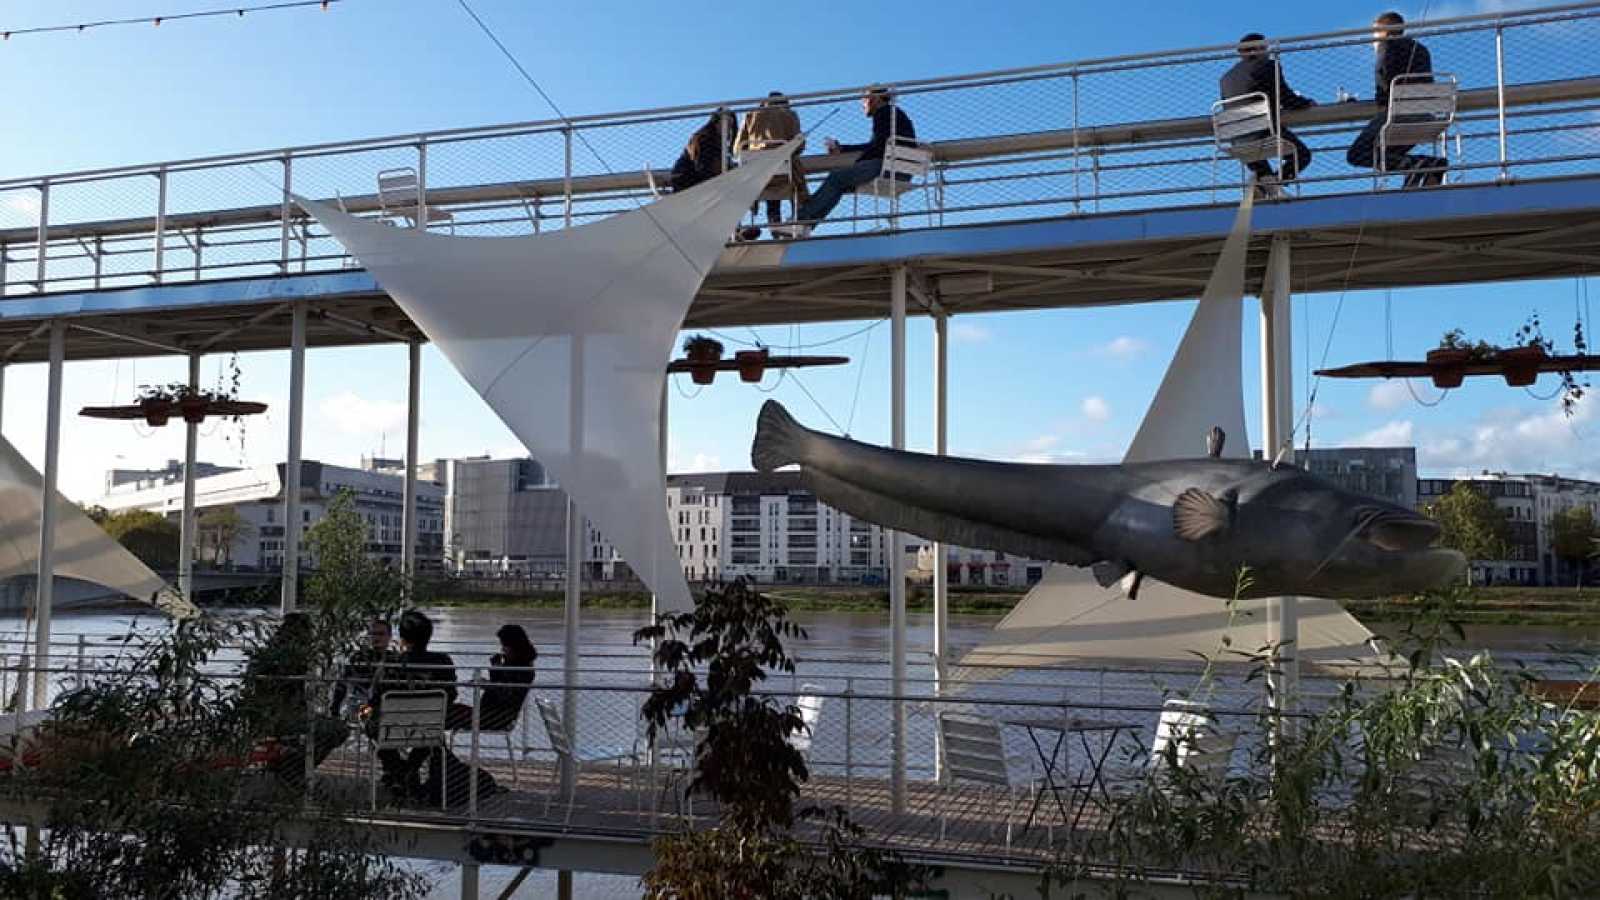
[{"xmin": 0, "ymin": 1, "xmax": 342, "ymax": 40}]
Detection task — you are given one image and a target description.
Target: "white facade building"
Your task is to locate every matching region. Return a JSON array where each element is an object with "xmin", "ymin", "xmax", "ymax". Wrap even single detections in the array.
[
  {"xmin": 97, "ymin": 461, "xmax": 445, "ymax": 571},
  {"xmin": 1418, "ymin": 471, "xmax": 1600, "ymax": 586}
]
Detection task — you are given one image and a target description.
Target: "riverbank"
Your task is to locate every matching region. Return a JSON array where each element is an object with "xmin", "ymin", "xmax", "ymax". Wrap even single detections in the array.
[{"xmin": 421, "ymin": 584, "xmax": 1600, "ymax": 627}]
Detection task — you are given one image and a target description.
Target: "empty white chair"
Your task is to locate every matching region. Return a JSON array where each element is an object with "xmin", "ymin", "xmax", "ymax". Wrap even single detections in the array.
[
  {"xmin": 789, "ymin": 684, "xmax": 825, "ymax": 760},
  {"xmin": 849, "ymin": 142, "xmax": 936, "ymax": 230},
  {"xmin": 369, "ymin": 689, "xmax": 449, "ymax": 809},
  {"xmin": 936, "ymin": 711, "xmax": 1037, "ymax": 849},
  {"xmin": 1379, "ymin": 73, "xmax": 1458, "ymax": 177},
  {"xmin": 1149, "ymin": 698, "xmax": 1236, "ymax": 792},
  {"xmin": 376, "ymin": 167, "xmax": 455, "ymax": 232},
  {"xmin": 534, "ymin": 697, "xmax": 635, "ymax": 825}
]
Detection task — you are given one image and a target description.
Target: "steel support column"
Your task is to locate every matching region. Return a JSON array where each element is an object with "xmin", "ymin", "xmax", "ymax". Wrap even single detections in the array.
[
  {"xmin": 1260, "ymin": 235, "xmax": 1298, "ymax": 718},
  {"xmin": 401, "ymin": 341, "xmax": 421, "ymax": 578},
  {"xmin": 460, "ymin": 863, "xmax": 479, "ymax": 900},
  {"xmin": 179, "ymin": 354, "xmax": 200, "ymax": 604},
  {"xmin": 557, "ymin": 870, "xmax": 573, "ymax": 900},
  {"xmin": 281, "ymin": 304, "xmax": 307, "ymax": 613},
  {"xmin": 931, "ymin": 313, "xmax": 949, "ymax": 685},
  {"xmin": 889, "ymin": 265, "xmax": 908, "ymax": 815},
  {"xmin": 32, "ymin": 320, "xmax": 64, "ymax": 710},
  {"xmin": 561, "ymin": 337, "xmax": 583, "ymax": 799}
]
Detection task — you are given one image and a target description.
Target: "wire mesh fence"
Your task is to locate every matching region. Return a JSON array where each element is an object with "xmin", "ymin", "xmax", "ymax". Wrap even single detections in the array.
[{"xmin": 1, "ymin": 4, "xmax": 1599, "ymax": 298}]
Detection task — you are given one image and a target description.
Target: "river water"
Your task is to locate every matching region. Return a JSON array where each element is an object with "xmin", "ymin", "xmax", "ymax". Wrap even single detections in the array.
[{"xmin": 4, "ymin": 607, "xmax": 1597, "ymax": 899}]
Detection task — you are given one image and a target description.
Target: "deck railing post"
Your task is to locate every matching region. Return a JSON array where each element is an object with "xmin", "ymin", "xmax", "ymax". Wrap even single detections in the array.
[
  {"xmin": 92, "ymin": 236, "xmax": 103, "ymax": 289},
  {"xmin": 154, "ymin": 166, "xmax": 168, "ymax": 283},
  {"xmin": 193, "ymin": 227, "xmax": 204, "ymax": 281},
  {"xmin": 1495, "ymin": 24, "xmax": 1509, "ymax": 181},
  {"xmin": 35, "ymin": 180, "xmax": 50, "ymax": 293},
  {"xmin": 1071, "ymin": 69, "xmax": 1082, "ymax": 212},
  {"xmin": 843, "ymin": 676, "xmax": 855, "ymax": 805},
  {"xmin": 74, "ymin": 634, "xmax": 87, "ymax": 690},
  {"xmin": 469, "ymin": 668, "xmax": 482, "ymax": 821},
  {"xmin": 279, "ymin": 155, "xmax": 293, "ymax": 274},
  {"xmin": 417, "ymin": 140, "xmax": 430, "ymax": 229},
  {"xmin": 563, "ymin": 128, "xmax": 574, "ymax": 228}
]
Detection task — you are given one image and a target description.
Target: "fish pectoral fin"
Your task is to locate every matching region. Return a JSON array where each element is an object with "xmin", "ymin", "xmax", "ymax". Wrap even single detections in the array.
[
  {"xmin": 1173, "ymin": 487, "xmax": 1232, "ymax": 541},
  {"xmin": 1091, "ymin": 560, "xmax": 1129, "ymax": 588},
  {"xmin": 1119, "ymin": 570, "xmax": 1144, "ymax": 601}
]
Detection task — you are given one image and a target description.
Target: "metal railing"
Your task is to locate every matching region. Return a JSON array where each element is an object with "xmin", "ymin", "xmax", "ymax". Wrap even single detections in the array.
[{"xmin": 2, "ymin": 3, "xmax": 1600, "ymax": 299}]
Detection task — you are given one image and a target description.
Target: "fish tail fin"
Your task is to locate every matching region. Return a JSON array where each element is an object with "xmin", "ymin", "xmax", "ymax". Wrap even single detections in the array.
[{"xmin": 752, "ymin": 400, "xmax": 806, "ymax": 472}]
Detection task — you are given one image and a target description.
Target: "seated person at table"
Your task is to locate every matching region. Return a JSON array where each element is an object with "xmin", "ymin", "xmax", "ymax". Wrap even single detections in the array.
[
  {"xmin": 1219, "ymin": 33, "xmax": 1315, "ymax": 192},
  {"xmin": 1345, "ymin": 11, "xmax": 1446, "ymax": 188},
  {"xmin": 240, "ymin": 612, "xmax": 349, "ymax": 780},
  {"xmin": 375, "ymin": 610, "xmax": 458, "ymax": 794},
  {"xmin": 447, "ymin": 623, "xmax": 537, "ymax": 731},
  {"xmin": 328, "ymin": 617, "xmax": 397, "ymax": 719},
  {"xmin": 734, "ymin": 91, "xmax": 811, "ymax": 238},
  {"xmin": 794, "ymin": 86, "xmax": 917, "ymax": 229},
  {"xmin": 670, "ymin": 108, "xmax": 736, "ymax": 194}
]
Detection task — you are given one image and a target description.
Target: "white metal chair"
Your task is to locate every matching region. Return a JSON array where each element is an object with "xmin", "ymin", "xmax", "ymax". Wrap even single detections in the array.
[
  {"xmin": 1378, "ymin": 73, "xmax": 1458, "ymax": 181},
  {"xmin": 1211, "ymin": 91, "xmax": 1287, "ymax": 198},
  {"xmin": 449, "ymin": 677, "xmax": 527, "ymax": 788},
  {"xmin": 534, "ymin": 697, "xmax": 635, "ymax": 826},
  {"xmin": 376, "ymin": 167, "xmax": 455, "ymax": 232},
  {"xmin": 645, "ymin": 164, "xmax": 667, "ymax": 199},
  {"xmin": 1148, "ymin": 698, "xmax": 1237, "ymax": 793},
  {"xmin": 369, "ymin": 689, "xmax": 449, "ymax": 810},
  {"xmin": 849, "ymin": 142, "xmax": 936, "ymax": 230},
  {"xmin": 789, "ymin": 684, "xmax": 825, "ymax": 760},
  {"xmin": 936, "ymin": 711, "xmax": 1038, "ymax": 849},
  {"xmin": 736, "ymin": 139, "xmax": 806, "ymax": 234}
]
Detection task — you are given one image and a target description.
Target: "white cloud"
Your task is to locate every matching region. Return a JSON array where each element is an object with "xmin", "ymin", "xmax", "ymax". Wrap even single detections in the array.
[
  {"xmin": 669, "ymin": 452, "xmax": 723, "ymax": 473},
  {"xmin": 1020, "ymin": 434, "xmax": 1060, "ymax": 453},
  {"xmin": 1348, "ymin": 419, "xmax": 1415, "ymax": 447},
  {"xmin": 1091, "ymin": 336, "xmax": 1150, "ymax": 361},
  {"xmin": 1419, "ymin": 394, "xmax": 1599, "ymax": 479},
  {"xmin": 2, "ymin": 192, "xmax": 40, "ymax": 218},
  {"xmin": 318, "ymin": 391, "xmax": 406, "ymax": 437},
  {"xmin": 950, "ymin": 322, "xmax": 992, "ymax": 344},
  {"xmin": 1367, "ymin": 380, "xmax": 1414, "ymax": 412},
  {"xmin": 1081, "ymin": 395, "xmax": 1111, "ymax": 423}
]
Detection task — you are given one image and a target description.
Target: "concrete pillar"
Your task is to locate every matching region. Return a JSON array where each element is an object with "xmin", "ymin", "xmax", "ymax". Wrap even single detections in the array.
[
  {"xmin": 178, "ymin": 354, "xmax": 200, "ymax": 604},
  {"xmin": 459, "ymin": 863, "xmax": 479, "ymax": 900},
  {"xmin": 557, "ymin": 870, "xmax": 574, "ymax": 900},
  {"xmin": 401, "ymin": 341, "xmax": 421, "ymax": 577},
  {"xmin": 281, "ymin": 304, "xmax": 306, "ymax": 613},
  {"xmin": 889, "ymin": 265, "xmax": 907, "ymax": 815},
  {"xmin": 1260, "ymin": 234, "xmax": 1298, "ymax": 714},
  {"xmin": 32, "ymin": 320, "xmax": 64, "ymax": 709}
]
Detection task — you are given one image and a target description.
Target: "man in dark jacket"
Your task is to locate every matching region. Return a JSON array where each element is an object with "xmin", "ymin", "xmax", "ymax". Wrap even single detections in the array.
[
  {"xmin": 375, "ymin": 610, "xmax": 458, "ymax": 793},
  {"xmin": 1219, "ymin": 33, "xmax": 1315, "ymax": 188},
  {"xmin": 1346, "ymin": 11, "xmax": 1447, "ymax": 187},
  {"xmin": 795, "ymin": 86, "xmax": 917, "ymax": 228}
]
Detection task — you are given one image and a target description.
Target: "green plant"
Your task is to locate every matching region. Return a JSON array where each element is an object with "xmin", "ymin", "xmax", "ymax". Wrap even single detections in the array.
[
  {"xmin": 681, "ymin": 334, "xmax": 724, "ymax": 358},
  {"xmin": 1424, "ymin": 483, "xmax": 1513, "ymax": 581}
]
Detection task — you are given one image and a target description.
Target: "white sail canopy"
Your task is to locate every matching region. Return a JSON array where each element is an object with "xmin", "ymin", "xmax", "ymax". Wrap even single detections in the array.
[
  {"xmin": 0, "ymin": 434, "xmax": 194, "ymax": 619},
  {"xmin": 299, "ymin": 143, "xmax": 797, "ymax": 612},
  {"xmin": 963, "ymin": 191, "xmax": 1384, "ymax": 672}
]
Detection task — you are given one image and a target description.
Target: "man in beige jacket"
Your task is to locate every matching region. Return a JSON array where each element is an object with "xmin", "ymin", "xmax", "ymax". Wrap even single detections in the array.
[{"xmin": 735, "ymin": 91, "xmax": 810, "ymax": 238}]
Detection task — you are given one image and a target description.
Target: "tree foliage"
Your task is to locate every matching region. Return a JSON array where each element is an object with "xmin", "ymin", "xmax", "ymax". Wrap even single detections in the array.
[
  {"xmin": 633, "ymin": 580, "xmax": 928, "ymax": 898},
  {"xmin": 1425, "ymin": 483, "xmax": 1513, "ymax": 572},
  {"xmin": 197, "ymin": 506, "xmax": 255, "ymax": 567},
  {"xmin": 100, "ymin": 508, "xmax": 181, "ymax": 570},
  {"xmin": 1552, "ymin": 507, "xmax": 1598, "ymax": 568}
]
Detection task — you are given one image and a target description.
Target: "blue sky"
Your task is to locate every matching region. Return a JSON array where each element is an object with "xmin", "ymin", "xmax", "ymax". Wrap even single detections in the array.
[{"xmin": 0, "ymin": 0, "xmax": 1593, "ymax": 502}]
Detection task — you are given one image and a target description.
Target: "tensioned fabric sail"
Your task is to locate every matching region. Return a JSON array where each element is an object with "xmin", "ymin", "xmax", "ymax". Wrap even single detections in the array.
[
  {"xmin": 960, "ymin": 192, "xmax": 1384, "ymax": 673},
  {"xmin": 0, "ymin": 434, "xmax": 195, "ymax": 619},
  {"xmin": 298, "ymin": 142, "xmax": 798, "ymax": 613}
]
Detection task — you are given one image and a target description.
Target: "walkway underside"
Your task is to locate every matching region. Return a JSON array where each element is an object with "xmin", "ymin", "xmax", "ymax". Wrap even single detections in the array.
[{"xmin": 3, "ymin": 174, "xmax": 1600, "ymax": 363}]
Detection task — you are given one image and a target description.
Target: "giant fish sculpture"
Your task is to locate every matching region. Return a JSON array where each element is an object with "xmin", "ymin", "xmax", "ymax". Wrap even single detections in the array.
[{"xmin": 751, "ymin": 401, "xmax": 1464, "ymax": 600}]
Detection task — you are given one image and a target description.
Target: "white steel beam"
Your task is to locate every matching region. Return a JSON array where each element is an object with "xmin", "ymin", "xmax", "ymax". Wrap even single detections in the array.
[
  {"xmin": 401, "ymin": 342, "xmax": 421, "ymax": 577},
  {"xmin": 179, "ymin": 354, "xmax": 200, "ymax": 605},
  {"xmin": 1260, "ymin": 235, "xmax": 1298, "ymax": 719},
  {"xmin": 932, "ymin": 313, "xmax": 949, "ymax": 683},
  {"xmin": 889, "ymin": 264, "xmax": 908, "ymax": 816},
  {"xmin": 281, "ymin": 303, "xmax": 307, "ymax": 613},
  {"xmin": 32, "ymin": 320, "xmax": 65, "ymax": 710}
]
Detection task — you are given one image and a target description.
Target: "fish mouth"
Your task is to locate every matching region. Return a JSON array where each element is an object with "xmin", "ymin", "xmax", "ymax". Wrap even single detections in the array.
[{"xmin": 1359, "ymin": 509, "xmax": 1441, "ymax": 552}]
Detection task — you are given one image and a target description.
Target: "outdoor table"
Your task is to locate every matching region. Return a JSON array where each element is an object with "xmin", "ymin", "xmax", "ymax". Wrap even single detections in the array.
[{"xmin": 1002, "ymin": 715, "xmax": 1129, "ymax": 835}]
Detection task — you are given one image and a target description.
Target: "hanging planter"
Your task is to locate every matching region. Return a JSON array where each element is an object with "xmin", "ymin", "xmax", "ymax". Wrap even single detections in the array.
[
  {"xmin": 178, "ymin": 394, "xmax": 210, "ymax": 424},
  {"xmin": 139, "ymin": 396, "xmax": 174, "ymax": 427},
  {"xmin": 735, "ymin": 348, "xmax": 770, "ymax": 383},
  {"xmin": 682, "ymin": 334, "xmax": 724, "ymax": 385},
  {"xmin": 1498, "ymin": 344, "xmax": 1547, "ymax": 387},
  {"xmin": 1425, "ymin": 346, "xmax": 1471, "ymax": 389}
]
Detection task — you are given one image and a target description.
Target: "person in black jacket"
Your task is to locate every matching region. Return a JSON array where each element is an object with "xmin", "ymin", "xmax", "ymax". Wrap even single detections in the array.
[
  {"xmin": 446, "ymin": 622, "xmax": 536, "ymax": 731},
  {"xmin": 669, "ymin": 108, "xmax": 735, "ymax": 194},
  {"xmin": 375, "ymin": 609, "xmax": 459, "ymax": 794},
  {"xmin": 1219, "ymin": 33, "xmax": 1315, "ymax": 189},
  {"xmin": 1346, "ymin": 11, "xmax": 1447, "ymax": 187},
  {"xmin": 795, "ymin": 86, "xmax": 917, "ymax": 227}
]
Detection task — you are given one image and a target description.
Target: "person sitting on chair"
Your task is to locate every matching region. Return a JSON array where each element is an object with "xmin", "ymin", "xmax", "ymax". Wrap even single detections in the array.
[
  {"xmin": 793, "ymin": 86, "xmax": 917, "ymax": 231},
  {"xmin": 446, "ymin": 623, "xmax": 536, "ymax": 731},
  {"xmin": 1345, "ymin": 11, "xmax": 1447, "ymax": 188},
  {"xmin": 239, "ymin": 612, "xmax": 349, "ymax": 782},
  {"xmin": 328, "ymin": 617, "xmax": 396, "ymax": 720},
  {"xmin": 669, "ymin": 108, "xmax": 736, "ymax": 194},
  {"xmin": 1219, "ymin": 33, "xmax": 1315, "ymax": 196},
  {"xmin": 375, "ymin": 609, "xmax": 458, "ymax": 797},
  {"xmin": 734, "ymin": 91, "xmax": 811, "ymax": 239}
]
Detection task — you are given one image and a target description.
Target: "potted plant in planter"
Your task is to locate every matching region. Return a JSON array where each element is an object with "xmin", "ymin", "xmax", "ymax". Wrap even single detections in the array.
[
  {"xmin": 682, "ymin": 334, "xmax": 724, "ymax": 386},
  {"xmin": 735, "ymin": 347, "xmax": 770, "ymax": 383},
  {"xmin": 136, "ymin": 384, "xmax": 180, "ymax": 426},
  {"xmin": 1427, "ymin": 329, "xmax": 1492, "ymax": 389},
  {"xmin": 1500, "ymin": 313, "xmax": 1552, "ymax": 388}
]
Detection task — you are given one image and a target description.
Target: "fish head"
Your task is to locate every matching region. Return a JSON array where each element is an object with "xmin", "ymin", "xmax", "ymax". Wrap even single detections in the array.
[{"xmin": 1231, "ymin": 469, "xmax": 1465, "ymax": 597}]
